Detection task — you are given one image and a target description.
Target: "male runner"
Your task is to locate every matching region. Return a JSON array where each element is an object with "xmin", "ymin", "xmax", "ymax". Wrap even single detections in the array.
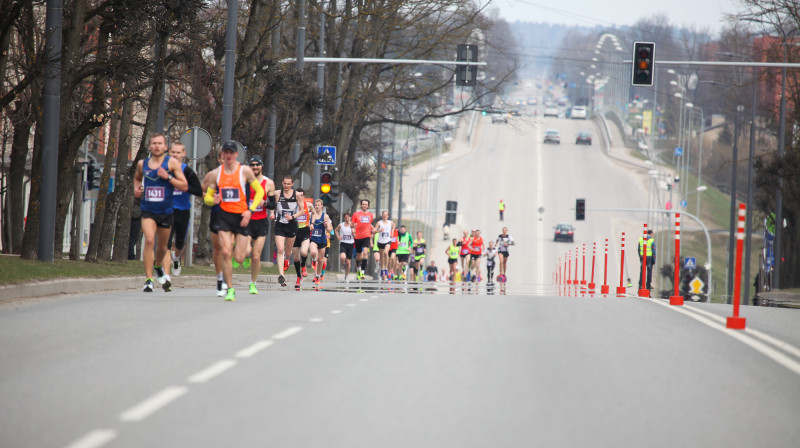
[
  {"xmin": 292, "ymin": 188, "xmax": 313, "ymax": 286},
  {"xmin": 244, "ymin": 155, "xmax": 276, "ymax": 294},
  {"xmin": 335, "ymin": 213, "xmax": 355, "ymax": 282},
  {"xmin": 163, "ymin": 142, "xmax": 203, "ymax": 277},
  {"xmin": 308, "ymin": 198, "xmax": 333, "ymax": 285},
  {"xmin": 133, "ymin": 133, "xmax": 187, "ymax": 292},
  {"xmin": 351, "ymin": 199, "xmax": 375, "ymax": 280},
  {"xmin": 496, "ymin": 227, "xmax": 515, "ymax": 283},
  {"xmin": 468, "ymin": 229, "xmax": 485, "ymax": 282},
  {"xmin": 484, "ymin": 241, "xmax": 498, "ymax": 285},
  {"xmin": 202, "ymin": 141, "xmax": 265, "ymax": 301},
  {"xmin": 372, "ymin": 210, "xmax": 395, "ymax": 280},
  {"xmin": 395, "ymin": 225, "xmax": 414, "ymax": 280},
  {"xmin": 201, "ymin": 152, "xmax": 226, "ymax": 296},
  {"xmin": 411, "ymin": 231, "xmax": 427, "ymax": 281},
  {"xmin": 273, "ymin": 175, "xmax": 302, "ymax": 287}
]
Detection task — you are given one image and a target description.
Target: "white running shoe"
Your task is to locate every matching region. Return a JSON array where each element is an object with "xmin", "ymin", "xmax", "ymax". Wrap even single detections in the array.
[{"xmin": 154, "ymin": 265, "xmax": 167, "ymax": 285}]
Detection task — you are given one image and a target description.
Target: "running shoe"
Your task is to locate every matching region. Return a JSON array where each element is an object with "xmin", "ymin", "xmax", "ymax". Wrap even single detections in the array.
[
  {"xmin": 278, "ymin": 275, "xmax": 287, "ymax": 287},
  {"xmin": 314, "ymin": 275, "xmax": 320, "ymax": 285},
  {"xmin": 312, "ymin": 259, "xmax": 317, "ymax": 270},
  {"xmin": 143, "ymin": 278, "xmax": 155, "ymax": 292},
  {"xmin": 302, "ymin": 266, "xmax": 308, "ymax": 277},
  {"xmin": 465, "ymin": 272, "xmax": 471, "ymax": 282},
  {"xmin": 162, "ymin": 275, "xmax": 172, "ymax": 292},
  {"xmin": 284, "ymin": 259, "xmax": 290, "ymax": 270},
  {"xmin": 154, "ymin": 265, "xmax": 167, "ymax": 285},
  {"xmin": 225, "ymin": 288, "xmax": 235, "ymax": 301},
  {"xmin": 173, "ymin": 258, "xmax": 181, "ymax": 276},
  {"xmin": 295, "ymin": 277, "xmax": 302, "ymax": 288},
  {"xmin": 232, "ymin": 259, "xmax": 240, "ymax": 269},
  {"xmin": 217, "ymin": 281, "xmax": 228, "ymax": 297},
  {"xmin": 243, "ymin": 257, "xmax": 251, "ymax": 269},
  {"xmin": 249, "ymin": 282, "xmax": 258, "ymax": 294}
]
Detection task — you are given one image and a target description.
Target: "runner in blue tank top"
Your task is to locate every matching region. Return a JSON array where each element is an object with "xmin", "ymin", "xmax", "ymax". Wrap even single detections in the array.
[
  {"xmin": 163, "ymin": 142, "xmax": 203, "ymax": 278},
  {"xmin": 134, "ymin": 133, "xmax": 187, "ymax": 293},
  {"xmin": 309, "ymin": 198, "xmax": 332, "ymax": 284}
]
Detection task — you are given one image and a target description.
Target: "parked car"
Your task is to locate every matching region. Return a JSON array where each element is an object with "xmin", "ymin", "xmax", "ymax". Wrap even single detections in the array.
[
  {"xmin": 491, "ymin": 113, "xmax": 508, "ymax": 124},
  {"xmin": 544, "ymin": 129, "xmax": 561, "ymax": 144},
  {"xmin": 571, "ymin": 106, "xmax": 587, "ymax": 119},
  {"xmin": 576, "ymin": 132, "xmax": 592, "ymax": 145},
  {"xmin": 554, "ymin": 223, "xmax": 575, "ymax": 242},
  {"xmin": 544, "ymin": 106, "xmax": 559, "ymax": 118}
]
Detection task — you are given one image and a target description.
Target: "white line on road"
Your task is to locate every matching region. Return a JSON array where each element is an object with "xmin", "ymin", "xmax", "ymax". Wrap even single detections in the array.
[
  {"xmin": 236, "ymin": 340, "xmax": 274, "ymax": 358},
  {"xmin": 309, "ymin": 317, "xmax": 324, "ymax": 323},
  {"xmin": 64, "ymin": 429, "xmax": 118, "ymax": 448},
  {"xmin": 330, "ymin": 310, "xmax": 342, "ymax": 314},
  {"xmin": 359, "ymin": 298, "xmax": 369, "ymax": 302},
  {"xmin": 650, "ymin": 300, "xmax": 800, "ymax": 377},
  {"xmin": 370, "ymin": 295, "xmax": 379, "ymax": 299},
  {"xmin": 119, "ymin": 386, "xmax": 188, "ymax": 422},
  {"xmin": 188, "ymin": 359, "xmax": 237, "ymax": 383},
  {"xmin": 346, "ymin": 303, "xmax": 357, "ymax": 307},
  {"xmin": 272, "ymin": 326, "xmax": 303, "ymax": 340}
]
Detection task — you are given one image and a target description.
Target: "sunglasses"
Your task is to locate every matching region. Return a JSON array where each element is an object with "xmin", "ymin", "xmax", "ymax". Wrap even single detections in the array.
[{"xmin": 249, "ymin": 163, "xmax": 262, "ymax": 167}]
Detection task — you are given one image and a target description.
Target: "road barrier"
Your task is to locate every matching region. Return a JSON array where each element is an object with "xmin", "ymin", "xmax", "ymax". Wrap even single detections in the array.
[
  {"xmin": 670, "ymin": 213, "xmax": 684, "ymax": 306},
  {"xmin": 639, "ymin": 224, "xmax": 650, "ymax": 298},
  {"xmin": 580, "ymin": 243, "xmax": 587, "ymax": 296},
  {"xmin": 726, "ymin": 204, "xmax": 747, "ymax": 329},
  {"xmin": 617, "ymin": 232, "xmax": 627, "ymax": 296},
  {"xmin": 601, "ymin": 238, "xmax": 610, "ymax": 295},
  {"xmin": 588, "ymin": 242, "xmax": 597, "ymax": 295}
]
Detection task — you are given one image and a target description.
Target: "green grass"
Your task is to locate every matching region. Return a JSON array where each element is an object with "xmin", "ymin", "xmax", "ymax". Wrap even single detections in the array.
[{"xmin": 0, "ymin": 254, "xmax": 278, "ymax": 286}]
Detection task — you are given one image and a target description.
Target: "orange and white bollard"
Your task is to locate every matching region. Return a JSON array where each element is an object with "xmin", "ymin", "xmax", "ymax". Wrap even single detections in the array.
[
  {"xmin": 727, "ymin": 204, "xmax": 747, "ymax": 329},
  {"xmin": 588, "ymin": 242, "xmax": 597, "ymax": 295},
  {"xmin": 638, "ymin": 224, "xmax": 650, "ymax": 298},
  {"xmin": 616, "ymin": 232, "xmax": 627, "ymax": 297},
  {"xmin": 580, "ymin": 243, "xmax": 587, "ymax": 296},
  {"xmin": 670, "ymin": 213, "xmax": 684, "ymax": 306},
  {"xmin": 601, "ymin": 238, "xmax": 610, "ymax": 295}
]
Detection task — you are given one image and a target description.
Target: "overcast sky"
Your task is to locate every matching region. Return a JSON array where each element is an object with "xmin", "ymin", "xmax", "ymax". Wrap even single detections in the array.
[{"xmin": 491, "ymin": 0, "xmax": 741, "ymax": 35}]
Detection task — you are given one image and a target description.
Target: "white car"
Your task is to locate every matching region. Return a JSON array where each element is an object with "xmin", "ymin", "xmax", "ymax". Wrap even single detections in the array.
[
  {"xmin": 544, "ymin": 129, "xmax": 561, "ymax": 144},
  {"xmin": 491, "ymin": 113, "xmax": 508, "ymax": 124},
  {"xmin": 571, "ymin": 106, "xmax": 587, "ymax": 119},
  {"xmin": 544, "ymin": 107, "xmax": 559, "ymax": 118}
]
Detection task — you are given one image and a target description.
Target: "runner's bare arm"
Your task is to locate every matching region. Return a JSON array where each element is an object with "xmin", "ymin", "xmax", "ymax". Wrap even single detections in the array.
[
  {"xmin": 166, "ymin": 158, "xmax": 188, "ymax": 192},
  {"xmin": 133, "ymin": 161, "xmax": 144, "ymax": 198}
]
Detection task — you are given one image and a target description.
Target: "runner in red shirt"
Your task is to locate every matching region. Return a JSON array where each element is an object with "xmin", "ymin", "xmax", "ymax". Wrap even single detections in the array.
[
  {"xmin": 468, "ymin": 229, "xmax": 485, "ymax": 282},
  {"xmin": 389, "ymin": 227, "xmax": 399, "ymax": 279},
  {"xmin": 457, "ymin": 230, "xmax": 472, "ymax": 280},
  {"xmin": 351, "ymin": 199, "xmax": 375, "ymax": 280}
]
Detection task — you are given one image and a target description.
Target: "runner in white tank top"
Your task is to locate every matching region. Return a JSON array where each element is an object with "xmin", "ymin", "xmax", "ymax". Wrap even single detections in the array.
[{"xmin": 371, "ymin": 210, "xmax": 396, "ymax": 280}]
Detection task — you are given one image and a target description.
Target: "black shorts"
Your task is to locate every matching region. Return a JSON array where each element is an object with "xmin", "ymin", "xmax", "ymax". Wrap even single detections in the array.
[
  {"xmin": 274, "ymin": 221, "xmax": 297, "ymax": 238},
  {"xmin": 293, "ymin": 226, "xmax": 310, "ymax": 247},
  {"xmin": 377, "ymin": 241, "xmax": 390, "ymax": 250},
  {"xmin": 142, "ymin": 211, "xmax": 173, "ymax": 229},
  {"xmin": 460, "ymin": 253, "xmax": 469, "ymax": 259},
  {"xmin": 448, "ymin": 257, "xmax": 458, "ymax": 265},
  {"xmin": 470, "ymin": 254, "xmax": 481, "ymax": 261},
  {"xmin": 498, "ymin": 251, "xmax": 509, "ymax": 259},
  {"xmin": 216, "ymin": 209, "xmax": 249, "ymax": 236},
  {"xmin": 355, "ymin": 237, "xmax": 371, "ymax": 253},
  {"xmin": 397, "ymin": 253, "xmax": 410, "ymax": 263},
  {"xmin": 247, "ymin": 218, "xmax": 269, "ymax": 238},
  {"xmin": 168, "ymin": 209, "xmax": 191, "ymax": 250},
  {"xmin": 389, "ymin": 248, "xmax": 397, "ymax": 256},
  {"xmin": 340, "ymin": 243, "xmax": 354, "ymax": 259},
  {"xmin": 209, "ymin": 207, "xmax": 220, "ymax": 234}
]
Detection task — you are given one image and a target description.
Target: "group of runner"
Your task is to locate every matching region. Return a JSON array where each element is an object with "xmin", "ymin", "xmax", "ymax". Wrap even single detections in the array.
[{"xmin": 444, "ymin": 227, "xmax": 514, "ymax": 285}]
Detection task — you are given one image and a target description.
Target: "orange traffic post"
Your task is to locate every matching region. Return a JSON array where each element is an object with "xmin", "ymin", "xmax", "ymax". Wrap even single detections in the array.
[
  {"xmin": 573, "ymin": 247, "xmax": 579, "ymax": 294},
  {"xmin": 601, "ymin": 238, "xmax": 610, "ymax": 295},
  {"xmin": 616, "ymin": 232, "xmax": 627, "ymax": 296},
  {"xmin": 727, "ymin": 204, "xmax": 747, "ymax": 329},
  {"xmin": 588, "ymin": 242, "xmax": 597, "ymax": 295},
  {"xmin": 670, "ymin": 213, "xmax": 684, "ymax": 306},
  {"xmin": 638, "ymin": 224, "xmax": 650, "ymax": 298},
  {"xmin": 580, "ymin": 243, "xmax": 587, "ymax": 296}
]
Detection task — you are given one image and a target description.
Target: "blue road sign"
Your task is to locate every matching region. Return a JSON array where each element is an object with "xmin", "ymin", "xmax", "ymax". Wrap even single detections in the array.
[
  {"xmin": 317, "ymin": 146, "xmax": 336, "ymax": 165},
  {"xmin": 674, "ymin": 147, "xmax": 683, "ymax": 157},
  {"xmin": 684, "ymin": 257, "xmax": 696, "ymax": 269},
  {"xmin": 680, "ymin": 199, "xmax": 687, "ymax": 208}
]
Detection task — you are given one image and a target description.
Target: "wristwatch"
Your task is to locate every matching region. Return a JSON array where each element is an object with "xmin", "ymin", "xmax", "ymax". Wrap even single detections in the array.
[{"xmin": 168, "ymin": 173, "xmax": 173, "ymax": 180}]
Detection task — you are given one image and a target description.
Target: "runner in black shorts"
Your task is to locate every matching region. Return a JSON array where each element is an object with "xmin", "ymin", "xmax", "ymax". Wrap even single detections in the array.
[
  {"xmin": 202, "ymin": 152, "xmax": 226, "ymax": 296},
  {"xmin": 141, "ymin": 211, "xmax": 173, "ymax": 229}
]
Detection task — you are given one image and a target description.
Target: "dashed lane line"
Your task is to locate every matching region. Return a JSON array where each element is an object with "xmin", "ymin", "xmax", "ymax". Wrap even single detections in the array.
[
  {"xmin": 272, "ymin": 326, "xmax": 303, "ymax": 340},
  {"xmin": 309, "ymin": 317, "xmax": 324, "ymax": 323},
  {"xmin": 236, "ymin": 340, "xmax": 274, "ymax": 358},
  {"xmin": 64, "ymin": 429, "xmax": 118, "ymax": 448},
  {"xmin": 119, "ymin": 386, "xmax": 188, "ymax": 422},
  {"xmin": 187, "ymin": 359, "xmax": 238, "ymax": 384},
  {"xmin": 330, "ymin": 310, "xmax": 342, "ymax": 314}
]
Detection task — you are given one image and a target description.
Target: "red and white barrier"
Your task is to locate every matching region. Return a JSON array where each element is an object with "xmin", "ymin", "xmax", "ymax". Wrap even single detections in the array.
[
  {"xmin": 617, "ymin": 232, "xmax": 627, "ymax": 296},
  {"xmin": 601, "ymin": 238, "xmax": 610, "ymax": 295},
  {"xmin": 670, "ymin": 213, "xmax": 684, "ymax": 306},
  {"xmin": 588, "ymin": 242, "xmax": 596, "ymax": 295},
  {"xmin": 727, "ymin": 204, "xmax": 747, "ymax": 329}
]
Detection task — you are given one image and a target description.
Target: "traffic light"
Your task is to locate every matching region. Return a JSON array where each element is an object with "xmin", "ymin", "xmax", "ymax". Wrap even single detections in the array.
[
  {"xmin": 445, "ymin": 200, "xmax": 458, "ymax": 225},
  {"xmin": 320, "ymin": 171, "xmax": 337, "ymax": 205},
  {"xmin": 456, "ymin": 44, "xmax": 478, "ymax": 87},
  {"xmin": 576, "ymin": 198, "xmax": 586, "ymax": 221},
  {"xmin": 631, "ymin": 42, "xmax": 655, "ymax": 86},
  {"xmin": 87, "ymin": 160, "xmax": 100, "ymax": 190}
]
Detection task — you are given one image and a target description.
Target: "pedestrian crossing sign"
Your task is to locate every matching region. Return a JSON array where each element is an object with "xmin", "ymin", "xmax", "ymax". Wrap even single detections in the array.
[
  {"xmin": 317, "ymin": 146, "xmax": 336, "ymax": 165},
  {"xmin": 684, "ymin": 257, "xmax": 696, "ymax": 270}
]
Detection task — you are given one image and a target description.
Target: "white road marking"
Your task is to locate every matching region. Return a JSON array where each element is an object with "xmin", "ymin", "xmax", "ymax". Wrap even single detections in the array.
[
  {"xmin": 346, "ymin": 303, "xmax": 356, "ymax": 307},
  {"xmin": 370, "ymin": 295, "xmax": 379, "ymax": 299},
  {"xmin": 330, "ymin": 310, "xmax": 342, "ymax": 314},
  {"xmin": 272, "ymin": 326, "xmax": 303, "ymax": 340},
  {"xmin": 119, "ymin": 386, "xmax": 188, "ymax": 422},
  {"xmin": 309, "ymin": 317, "xmax": 324, "ymax": 323},
  {"xmin": 359, "ymin": 298, "xmax": 369, "ymax": 302},
  {"xmin": 650, "ymin": 300, "xmax": 800, "ymax": 377},
  {"xmin": 188, "ymin": 359, "xmax": 237, "ymax": 383},
  {"xmin": 536, "ymin": 123, "xmax": 544, "ymax": 285},
  {"xmin": 236, "ymin": 340, "xmax": 274, "ymax": 358},
  {"xmin": 64, "ymin": 429, "xmax": 118, "ymax": 448}
]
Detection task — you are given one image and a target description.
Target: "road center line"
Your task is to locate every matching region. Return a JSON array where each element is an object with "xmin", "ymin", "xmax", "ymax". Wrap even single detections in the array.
[
  {"xmin": 64, "ymin": 429, "xmax": 118, "ymax": 448},
  {"xmin": 330, "ymin": 310, "xmax": 342, "ymax": 314},
  {"xmin": 650, "ymin": 300, "xmax": 800, "ymax": 377},
  {"xmin": 272, "ymin": 326, "xmax": 303, "ymax": 340},
  {"xmin": 346, "ymin": 303, "xmax": 356, "ymax": 307},
  {"xmin": 119, "ymin": 386, "xmax": 188, "ymax": 422},
  {"xmin": 236, "ymin": 340, "xmax": 274, "ymax": 358},
  {"xmin": 188, "ymin": 359, "xmax": 237, "ymax": 383},
  {"xmin": 309, "ymin": 317, "xmax": 324, "ymax": 323}
]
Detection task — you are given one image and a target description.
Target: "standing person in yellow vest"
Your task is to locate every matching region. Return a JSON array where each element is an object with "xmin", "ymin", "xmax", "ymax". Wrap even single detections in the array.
[
  {"xmin": 498, "ymin": 199, "xmax": 505, "ymax": 221},
  {"xmin": 638, "ymin": 229, "xmax": 656, "ymax": 290}
]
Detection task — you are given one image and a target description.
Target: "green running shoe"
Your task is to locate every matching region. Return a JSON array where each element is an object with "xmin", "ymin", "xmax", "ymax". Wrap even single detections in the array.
[
  {"xmin": 225, "ymin": 288, "xmax": 236, "ymax": 301},
  {"xmin": 249, "ymin": 282, "xmax": 258, "ymax": 294},
  {"xmin": 243, "ymin": 257, "xmax": 251, "ymax": 269},
  {"xmin": 232, "ymin": 259, "xmax": 240, "ymax": 269}
]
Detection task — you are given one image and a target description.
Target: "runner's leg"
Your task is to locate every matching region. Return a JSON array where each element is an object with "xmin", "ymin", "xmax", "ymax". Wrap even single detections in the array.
[{"xmin": 141, "ymin": 219, "xmax": 157, "ymax": 279}]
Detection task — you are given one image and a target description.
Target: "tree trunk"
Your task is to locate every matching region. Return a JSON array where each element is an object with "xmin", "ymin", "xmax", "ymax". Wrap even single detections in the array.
[
  {"xmin": 8, "ymin": 100, "xmax": 30, "ymax": 254},
  {"xmin": 110, "ymin": 97, "xmax": 134, "ymax": 262},
  {"xmin": 85, "ymin": 88, "xmax": 118, "ymax": 262}
]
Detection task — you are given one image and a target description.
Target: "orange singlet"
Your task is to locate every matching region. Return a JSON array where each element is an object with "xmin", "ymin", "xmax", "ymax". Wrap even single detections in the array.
[{"xmin": 217, "ymin": 164, "xmax": 247, "ymax": 214}]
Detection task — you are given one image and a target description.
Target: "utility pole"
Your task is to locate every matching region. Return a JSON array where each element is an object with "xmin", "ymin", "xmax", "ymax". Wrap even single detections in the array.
[{"xmin": 220, "ymin": 0, "xmax": 238, "ymax": 142}]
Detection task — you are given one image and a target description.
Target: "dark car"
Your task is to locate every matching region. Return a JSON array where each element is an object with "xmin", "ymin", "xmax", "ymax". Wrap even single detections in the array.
[
  {"xmin": 554, "ymin": 223, "xmax": 575, "ymax": 242},
  {"xmin": 576, "ymin": 132, "xmax": 592, "ymax": 145}
]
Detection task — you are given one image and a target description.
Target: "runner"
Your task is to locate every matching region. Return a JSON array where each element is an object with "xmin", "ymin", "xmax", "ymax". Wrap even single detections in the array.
[
  {"xmin": 496, "ymin": 226, "xmax": 515, "ymax": 283},
  {"xmin": 202, "ymin": 141, "xmax": 264, "ymax": 301},
  {"xmin": 484, "ymin": 241, "xmax": 498, "ymax": 285},
  {"xmin": 395, "ymin": 225, "xmax": 414, "ymax": 281},
  {"xmin": 335, "ymin": 213, "xmax": 355, "ymax": 282},
  {"xmin": 351, "ymin": 199, "xmax": 375, "ymax": 280},
  {"xmin": 457, "ymin": 230, "xmax": 472, "ymax": 280},
  {"xmin": 163, "ymin": 142, "xmax": 203, "ymax": 278},
  {"xmin": 372, "ymin": 210, "xmax": 395, "ymax": 280},
  {"xmin": 320, "ymin": 230, "xmax": 331, "ymax": 280},
  {"xmin": 201, "ymin": 152, "xmax": 226, "ymax": 296},
  {"xmin": 468, "ymin": 229, "xmax": 485, "ymax": 282},
  {"xmin": 411, "ymin": 231, "xmax": 427, "ymax": 281},
  {"xmin": 389, "ymin": 226, "xmax": 399, "ymax": 279},
  {"xmin": 371, "ymin": 231, "xmax": 381, "ymax": 276},
  {"xmin": 445, "ymin": 238, "xmax": 460, "ymax": 281},
  {"xmin": 273, "ymin": 175, "xmax": 301, "ymax": 287},
  {"xmin": 244, "ymin": 155, "xmax": 276, "ymax": 294},
  {"xmin": 308, "ymin": 198, "xmax": 333, "ymax": 285},
  {"xmin": 133, "ymin": 133, "xmax": 187, "ymax": 293},
  {"xmin": 425, "ymin": 261, "xmax": 439, "ymax": 282},
  {"xmin": 292, "ymin": 188, "xmax": 313, "ymax": 285}
]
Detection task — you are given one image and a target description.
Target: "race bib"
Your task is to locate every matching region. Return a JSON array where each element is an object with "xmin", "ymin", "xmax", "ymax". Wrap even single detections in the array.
[
  {"xmin": 360, "ymin": 216, "xmax": 369, "ymax": 223},
  {"xmin": 343, "ymin": 235, "xmax": 354, "ymax": 243},
  {"xmin": 173, "ymin": 190, "xmax": 183, "ymax": 196},
  {"xmin": 400, "ymin": 242, "xmax": 408, "ymax": 248},
  {"xmin": 487, "ymin": 260, "xmax": 495, "ymax": 267},
  {"xmin": 283, "ymin": 211, "xmax": 292, "ymax": 220},
  {"xmin": 221, "ymin": 188, "xmax": 240, "ymax": 202},
  {"xmin": 297, "ymin": 214, "xmax": 307, "ymax": 222},
  {"xmin": 416, "ymin": 247, "xmax": 424, "ymax": 255},
  {"xmin": 145, "ymin": 186, "xmax": 165, "ymax": 202},
  {"xmin": 312, "ymin": 227, "xmax": 324, "ymax": 238}
]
